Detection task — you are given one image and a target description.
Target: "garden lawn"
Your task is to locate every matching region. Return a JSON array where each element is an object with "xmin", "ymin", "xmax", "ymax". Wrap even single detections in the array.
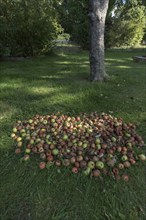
[{"xmin": 0, "ymin": 49, "xmax": 146, "ymax": 220}]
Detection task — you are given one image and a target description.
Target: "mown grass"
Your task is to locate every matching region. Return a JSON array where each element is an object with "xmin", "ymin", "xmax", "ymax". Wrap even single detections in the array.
[{"xmin": 0, "ymin": 49, "xmax": 146, "ymax": 220}]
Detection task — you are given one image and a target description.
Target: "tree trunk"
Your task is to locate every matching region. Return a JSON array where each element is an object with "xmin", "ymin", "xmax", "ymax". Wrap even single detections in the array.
[{"xmin": 89, "ymin": 0, "xmax": 109, "ymax": 81}]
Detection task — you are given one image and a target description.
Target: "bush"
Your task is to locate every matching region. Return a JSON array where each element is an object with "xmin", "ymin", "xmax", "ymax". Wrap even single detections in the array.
[{"xmin": 0, "ymin": 0, "xmax": 62, "ymax": 57}]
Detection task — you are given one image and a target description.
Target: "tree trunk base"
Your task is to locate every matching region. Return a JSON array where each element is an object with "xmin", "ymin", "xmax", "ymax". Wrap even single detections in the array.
[
  {"xmin": 91, "ymin": 73, "xmax": 110, "ymax": 82},
  {"xmin": 104, "ymin": 73, "xmax": 110, "ymax": 81}
]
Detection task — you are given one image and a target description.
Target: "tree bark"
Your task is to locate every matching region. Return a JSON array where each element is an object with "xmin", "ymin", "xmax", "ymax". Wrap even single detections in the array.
[{"xmin": 89, "ymin": 0, "xmax": 109, "ymax": 81}]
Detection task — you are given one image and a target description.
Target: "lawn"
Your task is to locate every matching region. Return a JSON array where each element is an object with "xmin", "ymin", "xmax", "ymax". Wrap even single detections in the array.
[{"xmin": 0, "ymin": 49, "xmax": 146, "ymax": 220}]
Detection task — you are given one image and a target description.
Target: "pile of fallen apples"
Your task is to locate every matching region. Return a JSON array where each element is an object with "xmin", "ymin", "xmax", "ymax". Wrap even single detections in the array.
[{"xmin": 11, "ymin": 112, "xmax": 146, "ymax": 181}]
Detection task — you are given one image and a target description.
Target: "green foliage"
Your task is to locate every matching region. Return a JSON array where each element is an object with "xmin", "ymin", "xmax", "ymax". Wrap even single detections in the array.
[
  {"xmin": 0, "ymin": 0, "xmax": 62, "ymax": 57},
  {"xmin": 57, "ymin": 0, "xmax": 89, "ymax": 49},
  {"xmin": 57, "ymin": 0, "xmax": 146, "ymax": 49},
  {"xmin": 107, "ymin": 1, "xmax": 146, "ymax": 47}
]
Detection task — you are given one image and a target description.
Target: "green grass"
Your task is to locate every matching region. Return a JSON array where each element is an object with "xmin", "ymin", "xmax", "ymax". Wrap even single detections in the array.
[{"xmin": 0, "ymin": 49, "xmax": 146, "ymax": 220}]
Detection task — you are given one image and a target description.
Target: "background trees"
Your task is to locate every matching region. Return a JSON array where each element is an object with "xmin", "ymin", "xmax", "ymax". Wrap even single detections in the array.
[
  {"xmin": 57, "ymin": 0, "xmax": 146, "ymax": 49},
  {"xmin": 55, "ymin": 1, "xmax": 87, "ymax": 49},
  {"xmin": 106, "ymin": 0, "xmax": 146, "ymax": 48},
  {"xmin": 0, "ymin": 0, "xmax": 145, "ymax": 57},
  {"xmin": 0, "ymin": 0, "xmax": 61, "ymax": 57},
  {"xmin": 56, "ymin": 0, "xmax": 89, "ymax": 49}
]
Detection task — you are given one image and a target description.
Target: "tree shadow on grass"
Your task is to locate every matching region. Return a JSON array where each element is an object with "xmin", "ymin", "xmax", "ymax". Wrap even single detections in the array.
[
  {"xmin": 1, "ymin": 51, "xmax": 141, "ymax": 83},
  {"xmin": 1, "ymin": 82, "xmax": 145, "ymax": 124},
  {"xmin": 0, "ymin": 50, "xmax": 145, "ymax": 133}
]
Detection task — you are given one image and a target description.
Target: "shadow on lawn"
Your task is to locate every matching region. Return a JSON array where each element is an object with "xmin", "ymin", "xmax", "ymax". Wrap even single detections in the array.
[
  {"xmin": 0, "ymin": 51, "xmax": 138, "ymax": 77},
  {"xmin": 0, "ymin": 51, "xmax": 145, "ymax": 120},
  {"xmin": 1, "ymin": 81, "xmax": 145, "ymax": 119}
]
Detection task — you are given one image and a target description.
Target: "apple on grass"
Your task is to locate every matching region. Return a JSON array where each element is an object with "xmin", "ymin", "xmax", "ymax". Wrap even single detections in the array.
[
  {"xmin": 25, "ymin": 148, "xmax": 31, "ymax": 154},
  {"xmin": 55, "ymin": 160, "xmax": 61, "ymax": 166},
  {"xmin": 11, "ymin": 133, "xmax": 16, "ymax": 138},
  {"xmin": 96, "ymin": 144, "xmax": 101, "ymax": 150},
  {"xmin": 123, "ymin": 161, "xmax": 131, "ymax": 168},
  {"xmin": 83, "ymin": 143, "xmax": 88, "ymax": 149},
  {"xmin": 17, "ymin": 142, "xmax": 23, "ymax": 147},
  {"xmin": 17, "ymin": 137, "xmax": 22, "ymax": 142},
  {"xmin": 138, "ymin": 154, "xmax": 146, "ymax": 161},
  {"xmin": 52, "ymin": 149, "xmax": 59, "ymax": 156},
  {"xmin": 72, "ymin": 167, "xmax": 78, "ymax": 173},
  {"xmin": 88, "ymin": 161, "xmax": 95, "ymax": 169},
  {"xmin": 121, "ymin": 155, "xmax": 128, "ymax": 162},
  {"xmin": 43, "ymin": 120, "xmax": 48, "ymax": 125},
  {"xmin": 39, "ymin": 162, "xmax": 46, "ymax": 169},
  {"xmin": 21, "ymin": 133, "xmax": 26, "ymax": 137},
  {"xmin": 111, "ymin": 137, "xmax": 116, "ymax": 142},
  {"xmin": 95, "ymin": 138, "xmax": 100, "ymax": 144},
  {"xmin": 118, "ymin": 163, "xmax": 124, "ymax": 169},
  {"xmin": 78, "ymin": 141, "xmax": 83, "ymax": 147},
  {"xmin": 122, "ymin": 174, "xmax": 129, "ymax": 182},
  {"xmin": 46, "ymin": 162, "xmax": 54, "ymax": 169},
  {"xmin": 96, "ymin": 161, "xmax": 104, "ymax": 169},
  {"xmin": 11, "ymin": 112, "xmax": 146, "ymax": 180},
  {"xmin": 51, "ymin": 118, "xmax": 56, "ymax": 123},
  {"xmin": 15, "ymin": 148, "xmax": 21, "ymax": 154},
  {"xmin": 63, "ymin": 135, "xmax": 68, "ymax": 141},
  {"xmin": 125, "ymin": 133, "xmax": 131, "ymax": 138},
  {"xmin": 83, "ymin": 167, "xmax": 91, "ymax": 176},
  {"xmin": 13, "ymin": 128, "xmax": 17, "ymax": 133},
  {"xmin": 29, "ymin": 119, "xmax": 33, "ymax": 124},
  {"xmin": 92, "ymin": 169, "xmax": 100, "ymax": 177},
  {"xmin": 23, "ymin": 155, "xmax": 30, "ymax": 161}
]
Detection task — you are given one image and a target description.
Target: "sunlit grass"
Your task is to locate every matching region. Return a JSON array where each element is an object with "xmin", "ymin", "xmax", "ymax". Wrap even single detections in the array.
[
  {"xmin": 0, "ymin": 49, "xmax": 146, "ymax": 220},
  {"xmin": 29, "ymin": 87, "xmax": 56, "ymax": 95}
]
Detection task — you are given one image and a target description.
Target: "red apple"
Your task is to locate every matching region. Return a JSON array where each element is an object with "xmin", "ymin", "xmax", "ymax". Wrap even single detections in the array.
[
  {"xmin": 72, "ymin": 167, "xmax": 78, "ymax": 173},
  {"xmin": 39, "ymin": 162, "xmax": 46, "ymax": 169},
  {"xmin": 92, "ymin": 169, "xmax": 100, "ymax": 177},
  {"xmin": 122, "ymin": 174, "xmax": 129, "ymax": 182},
  {"xmin": 15, "ymin": 148, "xmax": 21, "ymax": 154}
]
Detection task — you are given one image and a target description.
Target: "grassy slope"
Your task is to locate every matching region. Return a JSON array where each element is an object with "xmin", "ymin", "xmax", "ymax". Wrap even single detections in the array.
[{"xmin": 0, "ymin": 49, "xmax": 146, "ymax": 220}]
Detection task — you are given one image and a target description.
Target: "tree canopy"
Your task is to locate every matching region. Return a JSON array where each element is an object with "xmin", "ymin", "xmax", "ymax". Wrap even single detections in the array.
[{"xmin": 0, "ymin": 0, "xmax": 145, "ymax": 57}]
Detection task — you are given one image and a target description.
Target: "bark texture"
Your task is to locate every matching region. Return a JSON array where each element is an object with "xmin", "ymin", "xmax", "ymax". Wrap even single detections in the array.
[{"xmin": 89, "ymin": 0, "xmax": 109, "ymax": 81}]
